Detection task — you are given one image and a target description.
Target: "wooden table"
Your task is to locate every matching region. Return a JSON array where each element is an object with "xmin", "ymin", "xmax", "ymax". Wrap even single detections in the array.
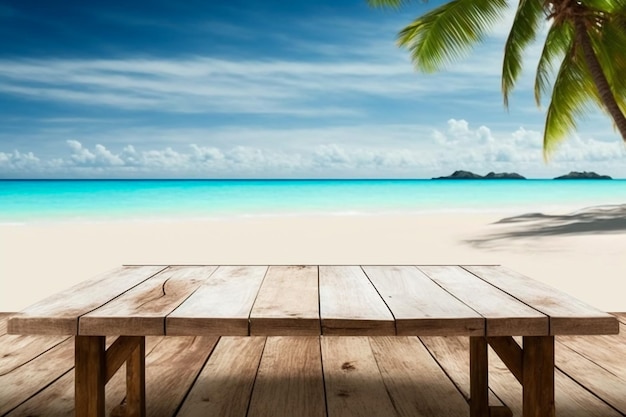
[{"xmin": 8, "ymin": 265, "xmax": 620, "ymax": 417}]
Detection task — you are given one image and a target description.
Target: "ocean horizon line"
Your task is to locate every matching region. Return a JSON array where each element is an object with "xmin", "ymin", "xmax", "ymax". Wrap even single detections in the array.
[{"xmin": 1, "ymin": 177, "xmax": 624, "ymax": 181}]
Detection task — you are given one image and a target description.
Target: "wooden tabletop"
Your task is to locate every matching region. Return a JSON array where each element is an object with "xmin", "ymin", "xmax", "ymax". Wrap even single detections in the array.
[{"xmin": 7, "ymin": 265, "xmax": 619, "ymax": 337}]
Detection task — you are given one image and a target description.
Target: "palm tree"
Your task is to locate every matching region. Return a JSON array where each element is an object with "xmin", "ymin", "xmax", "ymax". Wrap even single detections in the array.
[{"xmin": 368, "ymin": 0, "xmax": 626, "ymax": 157}]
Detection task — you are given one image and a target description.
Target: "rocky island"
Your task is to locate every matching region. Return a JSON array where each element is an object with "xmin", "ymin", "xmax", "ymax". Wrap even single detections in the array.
[
  {"xmin": 433, "ymin": 170, "xmax": 526, "ymax": 179},
  {"xmin": 554, "ymin": 171, "xmax": 612, "ymax": 180}
]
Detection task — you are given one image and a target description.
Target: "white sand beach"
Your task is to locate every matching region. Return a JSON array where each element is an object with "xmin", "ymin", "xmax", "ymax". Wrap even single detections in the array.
[{"xmin": 1, "ymin": 205, "xmax": 625, "ymax": 312}]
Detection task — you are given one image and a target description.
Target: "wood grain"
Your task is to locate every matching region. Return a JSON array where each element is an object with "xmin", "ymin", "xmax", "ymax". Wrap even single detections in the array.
[
  {"xmin": 248, "ymin": 336, "xmax": 325, "ymax": 417},
  {"xmin": 167, "ymin": 266, "xmax": 268, "ymax": 335},
  {"xmin": 0, "ymin": 337, "xmax": 75, "ymax": 415},
  {"xmin": 125, "ymin": 337, "xmax": 146, "ymax": 417},
  {"xmin": 522, "ymin": 336, "xmax": 555, "ymax": 417},
  {"xmin": 319, "ymin": 266, "xmax": 394, "ymax": 335},
  {"xmin": 420, "ymin": 266, "xmax": 548, "ymax": 336},
  {"xmin": 470, "ymin": 337, "xmax": 489, "ymax": 417},
  {"xmin": 6, "ymin": 369, "xmax": 78, "ymax": 417},
  {"xmin": 141, "ymin": 335, "xmax": 219, "ymax": 417},
  {"xmin": 8, "ymin": 266, "xmax": 165, "ymax": 335},
  {"xmin": 0, "ymin": 313, "xmax": 12, "ymax": 335},
  {"xmin": 322, "ymin": 336, "xmax": 396, "ymax": 417},
  {"xmin": 487, "ymin": 337, "xmax": 522, "ymax": 384},
  {"xmin": 0, "ymin": 334, "xmax": 69, "ymax": 376},
  {"xmin": 555, "ymin": 340, "xmax": 626, "ymax": 413},
  {"xmin": 498, "ymin": 338, "xmax": 619, "ymax": 417},
  {"xmin": 177, "ymin": 336, "xmax": 266, "ymax": 417},
  {"xmin": 80, "ymin": 266, "xmax": 217, "ymax": 335},
  {"xmin": 464, "ymin": 265, "xmax": 619, "ymax": 335},
  {"xmin": 558, "ymin": 322, "xmax": 626, "ymax": 380},
  {"xmin": 104, "ymin": 336, "xmax": 142, "ymax": 383},
  {"xmin": 369, "ymin": 336, "xmax": 469, "ymax": 417},
  {"xmin": 4, "ymin": 336, "xmax": 164, "ymax": 417},
  {"xmin": 75, "ymin": 336, "xmax": 106, "ymax": 417},
  {"xmin": 250, "ymin": 265, "xmax": 320, "ymax": 335},
  {"xmin": 109, "ymin": 336, "xmax": 162, "ymax": 417},
  {"xmin": 419, "ymin": 336, "xmax": 510, "ymax": 408},
  {"xmin": 2, "ymin": 331, "xmax": 626, "ymax": 417},
  {"xmin": 363, "ymin": 266, "xmax": 484, "ymax": 336}
]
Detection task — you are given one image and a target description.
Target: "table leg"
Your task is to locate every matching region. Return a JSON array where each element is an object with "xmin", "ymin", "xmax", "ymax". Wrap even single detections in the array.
[
  {"xmin": 126, "ymin": 337, "xmax": 146, "ymax": 417},
  {"xmin": 470, "ymin": 336, "xmax": 489, "ymax": 417},
  {"xmin": 75, "ymin": 336, "xmax": 106, "ymax": 417},
  {"xmin": 522, "ymin": 336, "xmax": 555, "ymax": 417}
]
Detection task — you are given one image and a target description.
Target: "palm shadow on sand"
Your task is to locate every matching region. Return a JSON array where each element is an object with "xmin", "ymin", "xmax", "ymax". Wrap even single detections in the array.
[{"xmin": 465, "ymin": 204, "xmax": 626, "ymax": 249}]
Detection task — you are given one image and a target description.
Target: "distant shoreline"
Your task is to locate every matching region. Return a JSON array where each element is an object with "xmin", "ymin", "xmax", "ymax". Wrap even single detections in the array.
[{"xmin": 432, "ymin": 170, "xmax": 613, "ymax": 180}]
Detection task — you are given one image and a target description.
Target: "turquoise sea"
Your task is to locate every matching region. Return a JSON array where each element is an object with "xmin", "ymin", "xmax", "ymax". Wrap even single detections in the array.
[{"xmin": 1, "ymin": 179, "xmax": 626, "ymax": 223}]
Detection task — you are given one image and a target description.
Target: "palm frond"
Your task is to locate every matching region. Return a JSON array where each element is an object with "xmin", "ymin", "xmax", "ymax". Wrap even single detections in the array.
[
  {"xmin": 543, "ymin": 47, "xmax": 598, "ymax": 157},
  {"xmin": 502, "ymin": 0, "xmax": 545, "ymax": 108},
  {"xmin": 397, "ymin": 0, "xmax": 509, "ymax": 73},
  {"xmin": 534, "ymin": 21, "xmax": 573, "ymax": 107},
  {"xmin": 586, "ymin": 16, "xmax": 626, "ymax": 127},
  {"xmin": 367, "ymin": 0, "xmax": 420, "ymax": 9},
  {"xmin": 584, "ymin": 0, "xmax": 626, "ymax": 13}
]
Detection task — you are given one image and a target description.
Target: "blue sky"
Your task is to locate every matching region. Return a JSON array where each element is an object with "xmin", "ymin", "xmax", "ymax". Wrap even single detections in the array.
[{"xmin": 0, "ymin": 0, "xmax": 624, "ymax": 178}]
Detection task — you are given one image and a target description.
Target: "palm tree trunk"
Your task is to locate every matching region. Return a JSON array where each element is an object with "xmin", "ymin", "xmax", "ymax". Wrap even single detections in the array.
[{"xmin": 573, "ymin": 12, "xmax": 626, "ymax": 142}]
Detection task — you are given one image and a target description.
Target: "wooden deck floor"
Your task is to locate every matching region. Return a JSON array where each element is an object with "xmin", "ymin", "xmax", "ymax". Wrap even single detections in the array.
[{"xmin": 1, "ymin": 312, "xmax": 625, "ymax": 417}]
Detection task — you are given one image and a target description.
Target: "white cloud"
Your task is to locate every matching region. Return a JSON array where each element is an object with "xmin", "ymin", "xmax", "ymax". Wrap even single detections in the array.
[
  {"xmin": 66, "ymin": 140, "xmax": 124, "ymax": 166},
  {"xmin": 314, "ymin": 144, "xmax": 351, "ymax": 167},
  {"xmin": 1, "ymin": 121, "xmax": 625, "ymax": 179},
  {"xmin": 0, "ymin": 150, "xmax": 40, "ymax": 170},
  {"xmin": 435, "ymin": 119, "xmax": 495, "ymax": 145},
  {"xmin": 512, "ymin": 127, "xmax": 543, "ymax": 148},
  {"xmin": 430, "ymin": 119, "xmax": 625, "ymax": 173},
  {"xmin": 552, "ymin": 135, "xmax": 626, "ymax": 163}
]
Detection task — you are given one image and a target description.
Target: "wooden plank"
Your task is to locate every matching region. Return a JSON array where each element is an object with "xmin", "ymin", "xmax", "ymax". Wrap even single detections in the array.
[
  {"xmin": 464, "ymin": 266, "xmax": 619, "ymax": 335},
  {"xmin": 80, "ymin": 266, "xmax": 218, "ymax": 335},
  {"xmin": 250, "ymin": 266, "xmax": 320, "ymax": 335},
  {"xmin": 167, "ymin": 266, "xmax": 268, "ymax": 335},
  {"xmin": 555, "ymin": 337, "xmax": 626, "ymax": 413},
  {"xmin": 5, "ymin": 368, "xmax": 86, "ymax": 417},
  {"xmin": 558, "ymin": 322, "xmax": 626, "ymax": 380},
  {"xmin": 75, "ymin": 336, "xmax": 106, "ymax": 417},
  {"xmin": 319, "ymin": 266, "xmax": 394, "ymax": 335},
  {"xmin": 369, "ymin": 336, "xmax": 469, "ymax": 417},
  {"xmin": 470, "ymin": 337, "xmax": 489, "ymax": 417},
  {"xmin": 8, "ymin": 266, "xmax": 166, "ymax": 335},
  {"xmin": 4, "ymin": 337, "xmax": 164, "ymax": 417},
  {"xmin": 141, "ymin": 335, "xmax": 218, "ymax": 417},
  {"xmin": 0, "ymin": 334, "xmax": 69, "ymax": 375},
  {"xmin": 522, "ymin": 336, "xmax": 555, "ymax": 417},
  {"xmin": 248, "ymin": 336, "xmax": 325, "ymax": 417},
  {"xmin": 322, "ymin": 336, "xmax": 396, "ymax": 417},
  {"xmin": 420, "ymin": 266, "xmax": 548, "ymax": 336},
  {"xmin": 362, "ymin": 266, "xmax": 484, "ymax": 336},
  {"xmin": 0, "ymin": 337, "xmax": 75, "ymax": 415},
  {"xmin": 177, "ymin": 337, "xmax": 266, "ymax": 417}
]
